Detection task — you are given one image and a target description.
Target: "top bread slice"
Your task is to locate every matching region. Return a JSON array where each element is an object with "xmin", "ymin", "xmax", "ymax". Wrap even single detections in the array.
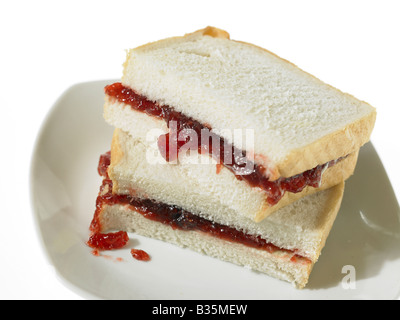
[{"xmin": 119, "ymin": 26, "xmax": 376, "ymax": 179}]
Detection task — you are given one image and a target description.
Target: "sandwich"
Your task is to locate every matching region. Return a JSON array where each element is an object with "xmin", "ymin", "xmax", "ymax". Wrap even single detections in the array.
[
  {"xmin": 88, "ymin": 27, "xmax": 376, "ymax": 288},
  {"xmin": 103, "ymin": 26, "xmax": 375, "ymax": 222}
]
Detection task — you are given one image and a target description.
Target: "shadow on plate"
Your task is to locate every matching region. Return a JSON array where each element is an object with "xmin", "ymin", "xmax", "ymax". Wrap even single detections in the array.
[{"xmin": 307, "ymin": 142, "xmax": 400, "ymax": 291}]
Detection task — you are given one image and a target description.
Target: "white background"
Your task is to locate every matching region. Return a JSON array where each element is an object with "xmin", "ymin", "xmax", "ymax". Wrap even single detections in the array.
[{"xmin": 1, "ymin": 0, "xmax": 399, "ymax": 299}]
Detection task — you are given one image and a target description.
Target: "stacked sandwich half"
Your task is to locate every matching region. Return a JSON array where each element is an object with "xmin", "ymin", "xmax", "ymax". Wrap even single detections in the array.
[{"xmin": 89, "ymin": 27, "xmax": 376, "ymax": 288}]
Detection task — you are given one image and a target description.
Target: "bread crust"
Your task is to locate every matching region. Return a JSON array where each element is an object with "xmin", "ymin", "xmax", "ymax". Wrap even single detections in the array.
[
  {"xmin": 187, "ymin": 26, "xmax": 230, "ymax": 39},
  {"xmin": 109, "ymin": 128, "xmax": 125, "ymax": 194},
  {"xmin": 255, "ymin": 151, "xmax": 358, "ymax": 221},
  {"xmin": 273, "ymin": 88, "xmax": 375, "ymax": 179}
]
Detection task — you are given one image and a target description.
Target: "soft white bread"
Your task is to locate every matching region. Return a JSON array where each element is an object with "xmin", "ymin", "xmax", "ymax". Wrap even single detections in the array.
[
  {"xmin": 96, "ymin": 180, "xmax": 345, "ymax": 289},
  {"xmin": 108, "ymin": 128, "xmax": 357, "ymax": 222},
  {"xmin": 116, "ymin": 26, "xmax": 376, "ymax": 179}
]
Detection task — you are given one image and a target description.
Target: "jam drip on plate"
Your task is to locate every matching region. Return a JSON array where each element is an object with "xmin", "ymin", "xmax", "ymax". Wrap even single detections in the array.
[
  {"xmin": 131, "ymin": 249, "xmax": 151, "ymax": 261},
  {"xmin": 90, "ymin": 152, "xmax": 311, "ymax": 265},
  {"xmin": 105, "ymin": 82, "xmax": 342, "ymax": 206},
  {"xmin": 87, "ymin": 231, "xmax": 129, "ymax": 251}
]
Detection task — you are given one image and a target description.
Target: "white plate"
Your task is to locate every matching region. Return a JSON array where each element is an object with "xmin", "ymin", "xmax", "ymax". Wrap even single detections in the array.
[{"xmin": 30, "ymin": 80, "xmax": 400, "ymax": 300}]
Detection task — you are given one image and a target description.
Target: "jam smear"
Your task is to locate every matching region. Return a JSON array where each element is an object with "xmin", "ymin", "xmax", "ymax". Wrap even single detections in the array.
[
  {"xmin": 131, "ymin": 249, "xmax": 151, "ymax": 261},
  {"xmin": 91, "ymin": 249, "xmax": 124, "ymax": 262},
  {"xmin": 89, "ymin": 152, "xmax": 311, "ymax": 265},
  {"xmin": 88, "ymin": 153, "xmax": 130, "ymax": 252},
  {"xmin": 98, "ymin": 151, "xmax": 111, "ymax": 178},
  {"xmin": 105, "ymin": 82, "xmax": 342, "ymax": 206}
]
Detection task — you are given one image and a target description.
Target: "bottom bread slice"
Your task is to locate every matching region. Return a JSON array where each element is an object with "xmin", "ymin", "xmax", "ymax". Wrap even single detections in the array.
[
  {"xmin": 99, "ymin": 203, "xmax": 314, "ymax": 289},
  {"xmin": 91, "ymin": 177, "xmax": 345, "ymax": 289}
]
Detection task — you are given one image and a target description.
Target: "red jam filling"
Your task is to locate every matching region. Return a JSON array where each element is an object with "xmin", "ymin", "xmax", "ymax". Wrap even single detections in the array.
[
  {"xmin": 89, "ymin": 152, "xmax": 311, "ymax": 265},
  {"xmin": 87, "ymin": 231, "xmax": 129, "ymax": 251},
  {"xmin": 105, "ymin": 82, "xmax": 341, "ymax": 206},
  {"xmin": 88, "ymin": 151, "xmax": 129, "ymax": 251},
  {"xmin": 98, "ymin": 151, "xmax": 111, "ymax": 178},
  {"xmin": 131, "ymin": 249, "xmax": 151, "ymax": 261}
]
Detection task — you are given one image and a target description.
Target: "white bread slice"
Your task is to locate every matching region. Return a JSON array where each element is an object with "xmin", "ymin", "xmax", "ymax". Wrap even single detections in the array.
[
  {"xmin": 95, "ymin": 179, "xmax": 345, "ymax": 289},
  {"xmin": 108, "ymin": 128, "xmax": 357, "ymax": 222},
  {"xmin": 117, "ymin": 26, "xmax": 375, "ymax": 179}
]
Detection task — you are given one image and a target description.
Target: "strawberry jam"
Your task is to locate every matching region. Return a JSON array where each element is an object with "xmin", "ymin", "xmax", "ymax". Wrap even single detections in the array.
[
  {"xmin": 98, "ymin": 151, "xmax": 111, "ymax": 178},
  {"xmin": 105, "ymin": 82, "xmax": 342, "ymax": 206},
  {"xmin": 88, "ymin": 152, "xmax": 129, "ymax": 251},
  {"xmin": 87, "ymin": 231, "xmax": 129, "ymax": 251},
  {"xmin": 131, "ymin": 249, "xmax": 151, "ymax": 261},
  {"xmin": 89, "ymin": 152, "xmax": 311, "ymax": 265}
]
